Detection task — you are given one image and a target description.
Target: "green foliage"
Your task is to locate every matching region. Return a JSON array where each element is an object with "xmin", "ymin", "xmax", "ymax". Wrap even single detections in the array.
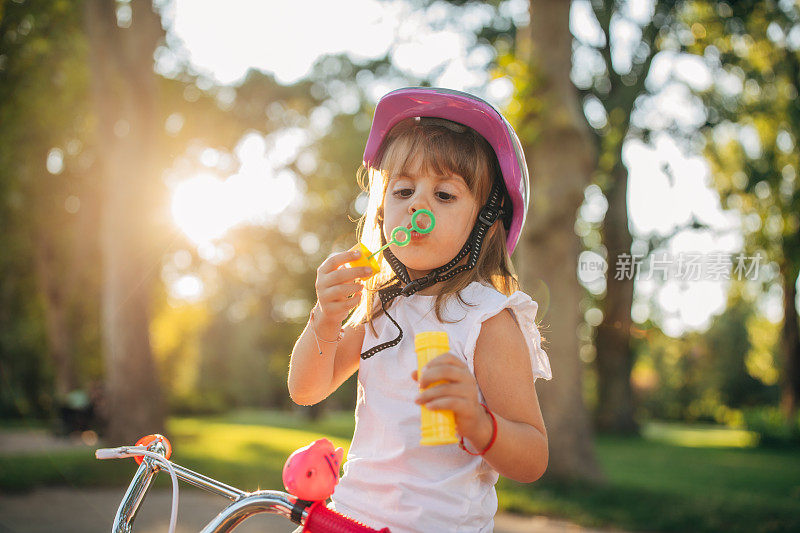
[
  {"xmin": 680, "ymin": 0, "xmax": 800, "ymax": 420},
  {"xmin": 703, "ymin": 290, "xmax": 778, "ymax": 409},
  {"xmin": 683, "ymin": 0, "xmax": 800, "ymax": 280},
  {"xmin": 634, "ymin": 326, "xmax": 713, "ymax": 421},
  {"xmin": 634, "ymin": 286, "xmax": 779, "ymax": 422},
  {"xmin": 1, "ymin": 1, "xmax": 393, "ymax": 417},
  {"xmin": 0, "ymin": 296, "xmax": 50, "ymax": 417},
  {"xmin": 742, "ymin": 405, "xmax": 800, "ymax": 448},
  {"xmin": 0, "ymin": 0, "xmax": 102, "ymax": 417}
]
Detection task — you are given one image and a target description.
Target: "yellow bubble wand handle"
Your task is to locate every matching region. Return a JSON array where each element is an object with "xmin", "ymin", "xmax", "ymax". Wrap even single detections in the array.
[{"xmin": 366, "ymin": 209, "xmax": 435, "ymax": 260}]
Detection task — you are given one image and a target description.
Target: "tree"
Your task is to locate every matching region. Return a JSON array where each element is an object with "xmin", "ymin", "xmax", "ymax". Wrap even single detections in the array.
[
  {"xmin": 83, "ymin": 0, "xmax": 167, "ymax": 442},
  {"xmin": 512, "ymin": 0, "xmax": 604, "ymax": 482},
  {"xmin": 683, "ymin": 0, "xmax": 800, "ymax": 419},
  {"xmin": 79, "ymin": 1, "xmax": 321, "ymax": 440},
  {"xmin": 573, "ymin": 0, "xmax": 683, "ymax": 433}
]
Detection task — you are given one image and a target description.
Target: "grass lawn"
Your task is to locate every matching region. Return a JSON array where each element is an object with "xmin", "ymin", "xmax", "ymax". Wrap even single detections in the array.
[
  {"xmin": 1, "ymin": 411, "xmax": 798, "ymax": 532},
  {"xmin": 498, "ymin": 428, "xmax": 800, "ymax": 533}
]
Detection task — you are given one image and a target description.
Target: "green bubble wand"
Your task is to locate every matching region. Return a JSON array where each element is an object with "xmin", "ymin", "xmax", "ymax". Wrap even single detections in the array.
[{"xmin": 367, "ymin": 209, "xmax": 436, "ymax": 260}]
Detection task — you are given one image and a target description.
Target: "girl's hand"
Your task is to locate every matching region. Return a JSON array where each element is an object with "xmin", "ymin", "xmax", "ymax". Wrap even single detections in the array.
[
  {"xmin": 412, "ymin": 354, "xmax": 493, "ymax": 450},
  {"xmin": 315, "ymin": 250, "xmax": 372, "ymax": 325}
]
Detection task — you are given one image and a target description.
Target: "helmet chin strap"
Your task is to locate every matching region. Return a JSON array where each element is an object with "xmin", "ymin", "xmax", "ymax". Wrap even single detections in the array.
[{"xmin": 360, "ymin": 179, "xmax": 506, "ymax": 360}]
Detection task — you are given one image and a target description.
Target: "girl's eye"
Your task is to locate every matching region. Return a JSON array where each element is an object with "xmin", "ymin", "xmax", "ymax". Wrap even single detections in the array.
[{"xmin": 391, "ymin": 188, "xmax": 455, "ymax": 201}]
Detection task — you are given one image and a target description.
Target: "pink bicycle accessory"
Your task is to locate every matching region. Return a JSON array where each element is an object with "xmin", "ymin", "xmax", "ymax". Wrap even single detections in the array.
[
  {"xmin": 362, "ymin": 87, "xmax": 530, "ymax": 254},
  {"xmin": 282, "ymin": 438, "xmax": 344, "ymax": 501}
]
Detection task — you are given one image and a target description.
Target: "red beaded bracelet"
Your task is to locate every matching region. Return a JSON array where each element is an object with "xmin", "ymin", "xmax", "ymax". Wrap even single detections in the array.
[{"xmin": 459, "ymin": 403, "xmax": 498, "ymax": 456}]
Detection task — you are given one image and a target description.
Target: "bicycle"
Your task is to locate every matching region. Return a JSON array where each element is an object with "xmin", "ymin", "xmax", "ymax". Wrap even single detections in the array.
[{"xmin": 96, "ymin": 434, "xmax": 390, "ymax": 533}]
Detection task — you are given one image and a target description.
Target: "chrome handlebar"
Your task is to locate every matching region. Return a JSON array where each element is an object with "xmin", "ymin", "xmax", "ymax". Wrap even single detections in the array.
[{"xmin": 106, "ymin": 439, "xmax": 310, "ymax": 533}]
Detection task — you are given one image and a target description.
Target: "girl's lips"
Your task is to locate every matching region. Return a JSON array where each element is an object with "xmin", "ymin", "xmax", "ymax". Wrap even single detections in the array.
[{"xmin": 410, "ymin": 230, "xmax": 427, "ymax": 241}]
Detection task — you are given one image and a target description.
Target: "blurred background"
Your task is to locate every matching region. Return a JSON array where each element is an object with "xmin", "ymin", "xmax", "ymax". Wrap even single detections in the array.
[{"xmin": 1, "ymin": 0, "xmax": 799, "ymax": 532}]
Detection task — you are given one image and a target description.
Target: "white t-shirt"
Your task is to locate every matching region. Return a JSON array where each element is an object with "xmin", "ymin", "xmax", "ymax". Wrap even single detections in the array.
[{"xmin": 331, "ymin": 282, "xmax": 552, "ymax": 533}]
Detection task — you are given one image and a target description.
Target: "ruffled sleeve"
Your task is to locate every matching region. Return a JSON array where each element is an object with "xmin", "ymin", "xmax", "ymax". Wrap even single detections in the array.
[{"xmin": 463, "ymin": 289, "xmax": 552, "ymax": 382}]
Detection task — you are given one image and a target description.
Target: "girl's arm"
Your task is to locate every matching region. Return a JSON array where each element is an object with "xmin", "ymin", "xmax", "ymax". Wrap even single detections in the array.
[
  {"xmin": 288, "ymin": 250, "xmax": 370, "ymax": 406},
  {"xmin": 414, "ymin": 309, "xmax": 548, "ymax": 483},
  {"xmin": 288, "ymin": 317, "xmax": 365, "ymax": 406},
  {"xmin": 470, "ymin": 309, "xmax": 548, "ymax": 482}
]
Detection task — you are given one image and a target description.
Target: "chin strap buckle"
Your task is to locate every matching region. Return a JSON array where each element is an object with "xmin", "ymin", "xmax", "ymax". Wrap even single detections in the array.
[
  {"xmin": 401, "ymin": 272, "xmax": 436, "ymax": 296},
  {"xmin": 477, "ymin": 205, "xmax": 502, "ymax": 227}
]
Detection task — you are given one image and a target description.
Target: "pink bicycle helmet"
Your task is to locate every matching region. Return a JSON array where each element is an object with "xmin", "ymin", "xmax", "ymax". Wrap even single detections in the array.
[{"xmin": 363, "ymin": 87, "xmax": 530, "ymax": 254}]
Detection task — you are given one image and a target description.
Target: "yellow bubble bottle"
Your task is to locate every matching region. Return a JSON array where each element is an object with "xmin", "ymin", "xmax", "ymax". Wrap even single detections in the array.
[{"xmin": 415, "ymin": 331, "xmax": 458, "ymax": 446}]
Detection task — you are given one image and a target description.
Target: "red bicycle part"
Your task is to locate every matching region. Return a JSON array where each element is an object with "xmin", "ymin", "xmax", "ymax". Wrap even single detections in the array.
[
  {"xmin": 133, "ymin": 434, "xmax": 172, "ymax": 465},
  {"xmin": 303, "ymin": 501, "xmax": 391, "ymax": 533}
]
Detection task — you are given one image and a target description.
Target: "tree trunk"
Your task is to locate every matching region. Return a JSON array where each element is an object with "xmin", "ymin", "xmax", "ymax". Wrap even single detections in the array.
[
  {"xmin": 83, "ymin": 0, "xmax": 165, "ymax": 443},
  {"xmin": 518, "ymin": 0, "xmax": 604, "ymax": 482},
  {"xmin": 780, "ymin": 267, "xmax": 800, "ymax": 420},
  {"xmin": 594, "ymin": 163, "xmax": 638, "ymax": 433}
]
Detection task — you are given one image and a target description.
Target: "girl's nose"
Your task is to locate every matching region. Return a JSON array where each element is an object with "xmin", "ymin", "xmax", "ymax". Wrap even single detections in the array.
[{"xmin": 409, "ymin": 196, "xmax": 430, "ymax": 214}]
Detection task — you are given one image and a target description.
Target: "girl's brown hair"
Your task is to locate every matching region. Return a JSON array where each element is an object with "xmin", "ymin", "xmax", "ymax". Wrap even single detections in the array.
[{"xmin": 346, "ymin": 117, "xmax": 519, "ymax": 331}]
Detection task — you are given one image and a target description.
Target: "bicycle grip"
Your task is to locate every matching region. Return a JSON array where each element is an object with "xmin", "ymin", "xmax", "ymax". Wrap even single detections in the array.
[{"xmin": 303, "ymin": 501, "xmax": 390, "ymax": 533}]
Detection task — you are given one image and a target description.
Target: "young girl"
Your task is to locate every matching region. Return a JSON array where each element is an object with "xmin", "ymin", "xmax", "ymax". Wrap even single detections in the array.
[{"xmin": 288, "ymin": 87, "xmax": 552, "ymax": 532}]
